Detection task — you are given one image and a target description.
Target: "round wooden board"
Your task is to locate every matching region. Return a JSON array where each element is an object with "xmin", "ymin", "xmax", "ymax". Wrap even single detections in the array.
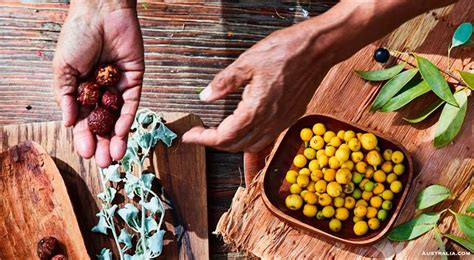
[{"xmin": 0, "ymin": 141, "xmax": 89, "ymax": 259}]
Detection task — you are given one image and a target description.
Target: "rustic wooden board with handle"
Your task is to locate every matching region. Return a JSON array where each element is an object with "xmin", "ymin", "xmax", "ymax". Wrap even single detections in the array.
[
  {"xmin": 0, "ymin": 112, "xmax": 208, "ymax": 259},
  {"xmin": 219, "ymin": 1, "xmax": 474, "ymax": 258}
]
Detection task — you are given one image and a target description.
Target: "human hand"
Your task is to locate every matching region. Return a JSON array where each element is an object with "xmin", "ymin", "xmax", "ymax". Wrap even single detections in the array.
[{"xmin": 53, "ymin": 0, "xmax": 144, "ymax": 167}]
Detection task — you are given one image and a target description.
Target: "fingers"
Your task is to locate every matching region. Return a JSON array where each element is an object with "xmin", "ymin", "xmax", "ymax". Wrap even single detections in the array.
[
  {"xmin": 73, "ymin": 119, "xmax": 96, "ymax": 159},
  {"xmin": 95, "ymin": 135, "xmax": 112, "ymax": 168},
  {"xmin": 200, "ymin": 63, "xmax": 252, "ymax": 102},
  {"xmin": 110, "ymin": 134, "xmax": 128, "ymax": 161},
  {"xmin": 53, "ymin": 61, "xmax": 80, "ymax": 127}
]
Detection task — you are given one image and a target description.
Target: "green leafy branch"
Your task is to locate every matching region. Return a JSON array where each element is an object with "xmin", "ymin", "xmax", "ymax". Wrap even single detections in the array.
[
  {"xmin": 355, "ymin": 22, "xmax": 473, "ymax": 148},
  {"xmin": 387, "ymin": 184, "xmax": 474, "ymax": 257},
  {"xmin": 93, "ymin": 108, "xmax": 177, "ymax": 260}
]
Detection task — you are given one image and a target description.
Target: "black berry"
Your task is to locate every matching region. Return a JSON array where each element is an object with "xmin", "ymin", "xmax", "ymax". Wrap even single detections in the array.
[{"xmin": 374, "ymin": 48, "xmax": 390, "ymax": 63}]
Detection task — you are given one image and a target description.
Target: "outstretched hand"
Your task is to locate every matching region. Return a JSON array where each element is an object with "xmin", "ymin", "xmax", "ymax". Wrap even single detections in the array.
[{"xmin": 53, "ymin": 4, "xmax": 144, "ymax": 167}]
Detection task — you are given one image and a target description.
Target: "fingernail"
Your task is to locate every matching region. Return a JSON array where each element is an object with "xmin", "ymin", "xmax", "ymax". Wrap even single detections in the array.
[{"xmin": 199, "ymin": 85, "xmax": 212, "ymax": 101}]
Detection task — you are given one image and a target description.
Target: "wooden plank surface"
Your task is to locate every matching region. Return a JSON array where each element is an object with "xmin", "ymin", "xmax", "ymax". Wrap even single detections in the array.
[
  {"xmin": 0, "ymin": 112, "xmax": 208, "ymax": 259},
  {"xmin": 0, "ymin": 141, "xmax": 89, "ymax": 259},
  {"xmin": 216, "ymin": 1, "xmax": 474, "ymax": 258}
]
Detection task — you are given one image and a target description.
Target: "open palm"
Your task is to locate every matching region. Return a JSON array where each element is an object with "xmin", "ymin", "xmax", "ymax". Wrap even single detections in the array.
[{"xmin": 53, "ymin": 7, "xmax": 144, "ymax": 167}]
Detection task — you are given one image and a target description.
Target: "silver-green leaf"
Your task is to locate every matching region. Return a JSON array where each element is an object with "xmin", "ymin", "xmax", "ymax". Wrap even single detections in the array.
[
  {"xmin": 148, "ymin": 230, "xmax": 166, "ymax": 255},
  {"xmin": 370, "ymin": 68, "xmax": 419, "ymax": 111},
  {"xmin": 355, "ymin": 63, "xmax": 406, "ymax": 81},
  {"xmin": 92, "ymin": 214, "xmax": 109, "ymax": 235},
  {"xmin": 403, "ymin": 99, "xmax": 445, "ymax": 123},
  {"xmin": 415, "ymin": 184, "xmax": 450, "ymax": 210},
  {"xmin": 97, "ymin": 248, "xmax": 112, "ymax": 260},
  {"xmin": 434, "ymin": 90, "xmax": 468, "ymax": 148},
  {"xmin": 459, "ymin": 71, "xmax": 474, "ymax": 90},
  {"xmin": 118, "ymin": 228, "xmax": 133, "ymax": 249},
  {"xmin": 387, "ymin": 212, "xmax": 441, "ymax": 241},
  {"xmin": 445, "ymin": 234, "xmax": 474, "ymax": 253},
  {"xmin": 380, "ymin": 80, "xmax": 431, "ymax": 112},
  {"xmin": 417, "ymin": 56, "xmax": 458, "ymax": 107}
]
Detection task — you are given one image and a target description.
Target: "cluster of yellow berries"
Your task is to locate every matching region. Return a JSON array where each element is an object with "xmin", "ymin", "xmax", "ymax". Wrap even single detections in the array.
[{"xmin": 284, "ymin": 123, "xmax": 406, "ymax": 236}]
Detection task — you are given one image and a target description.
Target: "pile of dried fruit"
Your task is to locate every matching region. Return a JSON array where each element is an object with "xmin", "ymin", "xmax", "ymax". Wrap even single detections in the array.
[
  {"xmin": 284, "ymin": 123, "xmax": 407, "ymax": 236},
  {"xmin": 37, "ymin": 236, "xmax": 66, "ymax": 260},
  {"xmin": 77, "ymin": 64, "xmax": 123, "ymax": 136}
]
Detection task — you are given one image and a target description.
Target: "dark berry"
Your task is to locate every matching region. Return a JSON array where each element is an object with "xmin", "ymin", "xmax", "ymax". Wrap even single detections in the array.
[
  {"xmin": 101, "ymin": 90, "xmax": 123, "ymax": 112},
  {"xmin": 96, "ymin": 64, "xmax": 121, "ymax": 87},
  {"xmin": 374, "ymin": 48, "xmax": 390, "ymax": 63},
  {"xmin": 87, "ymin": 107, "xmax": 115, "ymax": 136},
  {"xmin": 37, "ymin": 236, "xmax": 59, "ymax": 260},
  {"xmin": 51, "ymin": 254, "xmax": 67, "ymax": 260},
  {"xmin": 77, "ymin": 82, "xmax": 102, "ymax": 106}
]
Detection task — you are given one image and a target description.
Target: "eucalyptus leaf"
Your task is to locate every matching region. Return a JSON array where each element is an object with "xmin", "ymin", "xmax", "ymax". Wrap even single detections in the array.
[
  {"xmin": 154, "ymin": 123, "xmax": 177, "ymax": 147},
  {"xmin": 104, "ymin": 165, "xmax": 121, "ymax": 182},
  {"xmin": 415, "ymin": 184, "xmax": 450, "ymax": 210},
  {"xmin": 148, "ymin": 230, "xmax": 166, "ymax": 255},
  {"xmin": 403, "ymin": 99, "xmax": 445, "ymax": 123},
  {"xmin": 433, "ymin": 230, "xmax": 448, "ymax": 260},
  {"xmin": 141, "ymin": 173, "xmax": 155, "ymax": 190},
  {"xmin": 450, "ymin": 22, "xmax": 473, "ymax": 49},
  {"xmin": 370, "ymin": 68, "xmax": 419, "ymax": 111},
  {"xmin": 417, "ymin": 56, "xmax": 458, "ymax": 107},
  {"xmin": 142, "ymin": 197, "xmax": 163, "ymax": 214},
  {"xmin": 137, "ymin": 132, "xmax": 153, "ymax": 150},
  {"xmin": 434, "ymin": 90, "xmax": 468, "ymax": 148},
  {"xmin": 355, "ymin": 63, "xmax": 406, "ymax": 81},
  {"xmin": 467, "ymin": 201, "xmax": 474, "ymax": 213},
  {"xmin": 380, "ymin": 80, "xmax": 431, "ymax": 112},
  {"xmin": 445, "ymin": 234, "xmax": 474, "ymax": 253},
  {"xmin": 118, "ymin": 228, "xmax": 133, "ymax": 249},
  {"xmin": 459, "ymin": 71, "xmax": 474, "ymax": 90},
  {"xmin": 145, "ymin": 216, "xmax": 159, "ymax": 234},
  {"xmin": 92, "ymin": 214, "xmax": 109, "ymax": 235},
  {"xmin": 118, "ymin": 204, "xmax": 140, "ymax": 229},
  {"xmin": 455, "ymin": 213, "xmax": 474, "ymax": 241},
  {"xmin": 387, "ymin": 212, "xmax": 441, "ymax": 241},
  {"xmin": 97, "ymin": 248, "xmax": 112, "ymax": 260}
]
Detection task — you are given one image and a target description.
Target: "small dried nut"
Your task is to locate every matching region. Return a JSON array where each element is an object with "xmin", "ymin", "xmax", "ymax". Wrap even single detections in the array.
[
  {"xmin": 77, "ymin": 82, "xmax": 102, "ymax": 106},
  {"xmin": 87, "ymin": 107, "xmax": 115, "ymax": 136},
  {"xmin": 95, "ymin": 64, "xmax": 121, "ymax": 87},
  {"xmin": 51, "ymin": 254, "xmax": 67, "ymax": 260},
  {"xmin": 101, "ymin": 90, "xmax": 123, "ymax": 112},
  {"xmin": 37, "ymin": 236, "xmax": 58, "ymax": 260}
]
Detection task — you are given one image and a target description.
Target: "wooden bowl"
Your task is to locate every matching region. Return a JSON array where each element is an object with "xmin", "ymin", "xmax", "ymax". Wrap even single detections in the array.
[{"xmin": 262, "ymin": 113, "xmax": 413, "ymax": 246}]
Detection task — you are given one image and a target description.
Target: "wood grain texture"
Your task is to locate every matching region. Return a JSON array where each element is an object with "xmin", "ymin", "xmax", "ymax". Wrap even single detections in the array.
[
  {"xmin": 0, "ymin": 141, "xmax": 89, "ymax": 259},
  {"xmin": 217, "ymin": 0, "xmax": 474, "ymax": 258},
  {"xmin": 0, "ymin": 112, "xmax": 208, "ymax": 259}
]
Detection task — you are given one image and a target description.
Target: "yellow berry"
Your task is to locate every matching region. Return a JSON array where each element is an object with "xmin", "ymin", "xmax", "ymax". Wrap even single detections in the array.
[
  {"xmin": 348, "ymin": 138, "xmax": 361, "ymax": 152},
  {"xmin": 322, "ymin": 205, "xmax": 335, "ymax": 218},
  {"xmin": 315, "ymin": 180, "xmax": 327, "ymax": 193},
  {"xmin": 344, "ymin": 130, "xmax": 356, "ymax": 142},
  {"xmin": 296, "ymin": 174, "xmax": 310, "ymax": 188},
  {"xmin": 382, "ymin": 190, "xmax": 394, "ymax": 200},
  {"xmin": 293, "ymin": 154, "xmax": 307, "ymax": 168},
  {"xmin": 356, "ymin": 199, "xmax": 369, "ymax": 208},
  {"xmin": 366, "ymin": 150, "xmax": 382, "ymax": 167},
  {"xmin": 341, "ymin": 160, "xmax": 354, "ymax": 171},
  {"xmin": 362, "ymin": 191, "xmax": 373, "ymax": 201},
  {"xmin": 351, "ymin": 151, "xmax": 364, "ymax": 163},
  {"xmin": 310, "ymin": 170, "xmax": 322, "ymax": 182},
  {"xmin": 391, "ymin": 151, "xmax": 405, "ymax": 163},
  {"xmin": 316, "ymin": 149, "xmax": 326, "ymax": 159},
  {"xmin": 344, "ymin": 196, "xmax": 356, "ymax": 209},
  {"xmin": 373, "ymin": 170, "xmax": 387, "ymax": 183},
  {"xmin": 312, "ymin": 123, "xmax": 326, "ymax": 136},
  {"xmin": 335, "ymin": 207, "xmax": 350, "ymax": 221},
  {"xmin": 381, "ymin": 161, "xmax": 393, "ymax": 173},
  {"xmin": 366, "ymin": 207, "xmax": 378, "ymax": 218},
  {"xmin": 354, "ymin": 205, "xmax": 367, "ymax": 218},
  {"xmin": 307, "ymin": 181, "xmax": 316, "ymax": 192},
  {"xmin": 335, "ymin": 149, "xmax": 350, "ymax": 162},
  {"xmin": 329, "ymin": 156, "xmax": 341, "ymax": 169},
  {"xmin": 383, "ymin": 149, "xmax": 393, "ymax": 161},
  {"xmin": 330, "ymin": 136, "xmax": 342, "ymax": 147},
  {"xmin": 393, "ymin": 164, "xmax": 405, "ymax": 175},
  {"xmin": 303, "ymin": 148, "xmax": 316, "ymax": 160},
  {"xmin": 337, "ymin": 130, "xmax": 346, "ymax": 140},
  {"xmin": 285, "ymin": 170, "xmax": 298, "ymax": 184},
  {"xmin": 309, "ymin": 135, "xmax": 325, "ymax": 150},
  {"xmin": 386, "ymin": 173, "xmax": 397, "ymax": 184},
  {"xmin": 318, "ymin": 154, "xmax": 329, "ymax": 168},
  {"xmin": 303, "ymin": 204, "xmax": 318, "ymax": 217},
  {"xmin": 308, "ymin": 160, "xmax": 320, "ymax": 172},
  {"xmin": 290, "ymin": 183, "xmax": 302, "ymax": 194},
  {"xmin": 318, "ymin": 193, "xmax": 332, "ymax": 206},
  {"xmin": 368, "ymin": 218, "xmax": 380, "ymax": 230},
  {"xmin": 323, "ymin": 131, "xmax": 336, "ymax": 143},
  {"xmin": 355, "ymin": 161, "xmax": 367, "ymax": 173},
  {"xmin": 373, "ymin": 183, "xmax": 385, "ymax": 195},
  {"xmin": 360, "ymin": 133, "xmax": 378, "ymax": 150},
  {"xmin": 325, "ymin": 146, "xmax": 336, "ymax": 157},
  {"xmin": 285, "ymin": 194, "xmax": 303, "ymax": 210},
  {"xmin": 335, "ymin": 168, "xmax": 352, "ymax": 185},
  {"xmin": 353, "ymin": 216, "xmax": 364, "ymax": 223},
  {"xmin": 365, "ymin": 166, "xmax": 375, "ymax": 178},
  {"xmin": 327, "ymin": 182, "xmax": 343, "ymax": 197},
  {"xmin": 370, "ymin": 196, "xmax": 383, "ymax": 208},
  {"xmin": 329, "ymin": 218, "xmax": 342, "ymax": 232},
  {"xmin": 390, "ymin": 180, "xmax": 403, "ymax": 193},
  {"xmin": 339, "ymin": 143, "xmax": 350, "ymax": 151},
  {"xmin": 354, "ymin": 221, "xmax": 369, "ymax": 236},
  {"xmin": 334, "ymin": 197, "xmax": 345, "ymax": 208},
  {"xmin": 299, "ymin": 168, "xmax": 311, "ymax": 176},
  {"xmin": 300, "ymin": 190, "xmax": 308, "ymax": 198},
  {"xmin": 324, "ymin": 169, "xmax": 336, "ymax": 182},
  {"xmin": 344, "ymin": 182, "xmax": 355, "ymax": 194},
  {"xmin": 300, "ymin": 128, "xmax": 313, "ymax": 142}
]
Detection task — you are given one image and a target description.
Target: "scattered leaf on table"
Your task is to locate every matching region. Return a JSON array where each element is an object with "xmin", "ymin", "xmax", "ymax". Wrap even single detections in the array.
[
  {"xmin": 459, "ymin": 71, "xmax": 474, "ymax": 90},
  {"xmin": 467, "ymin": 201, "xmax": 474, "ymax": 213},
  {"xmin": 415, "ymin": 184, "xmax": 450, "ymax": 210},
  {"xmin": 450, "ymin": 22, "xmax": 473, "ymax": 49},
  {"xmin": 380, "ymin": 80, "xmax": 431, "ymax": 112},
  {"xmin": 433, "ymin": 229, "xmax": 448, "ymax": 260},
  {"xmin": 387, "ymin": 212, "xmax": 441, "ymax": 241},
  {"xmin": 434, "ymin": 90, "xmax": 468, "ymax": 148},
  {"xmin": 445, "ymin": 234, "xmax": 474, "ymax": 253},
  {"xmin": 417, "ymin": 56, "xmax": 458, "ymax": 107},
  {"xmin": 455, "ymin": 213, "xmax": 474, "ymax": 241},
  {"xmin": 370, "ymin": 68, "xmax": 419, "ymax": 111},
  {"xmin": 355, "ymin": 63, "xmax": 406, "ymax": 81},
  {"xmin": 403, "ymin": 99, "xmax": 445, "ymax": 123}
]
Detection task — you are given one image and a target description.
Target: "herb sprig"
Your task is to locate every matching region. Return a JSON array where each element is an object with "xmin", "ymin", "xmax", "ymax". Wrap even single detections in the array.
[
  {"xmin": 93, "ymin": 108, "xmax": 177, "ymax": 260},
  {"xmin": 355, "ymin": 22, "xmax": 473, "ymax": 148}
]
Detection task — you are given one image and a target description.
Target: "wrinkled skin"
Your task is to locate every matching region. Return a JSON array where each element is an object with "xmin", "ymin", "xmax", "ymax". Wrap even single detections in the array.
[{"xmin": 53, "ymin": 4, "xmax": 144, "ymax": 167}]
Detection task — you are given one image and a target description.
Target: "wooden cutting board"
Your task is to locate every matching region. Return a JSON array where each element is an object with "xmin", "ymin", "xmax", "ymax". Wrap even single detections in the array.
[{"xmin": 0, "ymin": 112, "xmax": 208, "ymax": 259}]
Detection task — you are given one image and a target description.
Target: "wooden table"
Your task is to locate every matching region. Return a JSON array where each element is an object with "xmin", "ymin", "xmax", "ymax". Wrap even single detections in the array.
[{"xmin": 0, "ymin": 1, "xmax": 335, "ymax": 258}]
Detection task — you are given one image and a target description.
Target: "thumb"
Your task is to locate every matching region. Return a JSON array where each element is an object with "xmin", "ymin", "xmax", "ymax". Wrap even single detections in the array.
[
  {"xmin": 200, "ymin": 64, "xmax": 252, "ymax": 102},
  {"xmin": 53, "ymin": 61, "xmax": 80, "ymax": 127}
]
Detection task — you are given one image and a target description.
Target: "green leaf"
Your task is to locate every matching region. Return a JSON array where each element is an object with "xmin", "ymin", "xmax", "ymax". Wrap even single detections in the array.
[
  {"xmin": 97, "ymin": 248, "xmax": 112, "ymax": 260},
  {"xmin": 417, "ymin": 56, "xmax": 458, "ymax": 107},
  {"xmin": 467, "ymin": 201, "xmax": 474, "ymax": 213},
  {"xmin": 380, "ymin": 80, "xmax": 431, "ymax": 112},
  {"xmin": 455, "ymin": 213, "xmax": 474, "ymax": 241},
  {"xmin": 148, "ymin": 230, "xmax": 166, "ymax": 256},
  {"xmin": 459, "ymin": 71, "xmax": 474, "ymax": 90},
  {"xmin": 371, "ymin": 68, "xmax": 419, "ymax": 111},
  {"xmin": 445, "ymin": 234, "xmax": 474, "ymax": 253},
  {"xmin": 433, "ymin": 230, "xmax": 448, "ymax": 260},
  {"xmin": 118, "ymin": 228, "xmax": 133, "ymax": 250},
  {"xmin": 415, "ymin": 185, "xmax": 451, "ymax": 210},
  {"xmin": 355, "ymin": 63, "xmax": 406, "ymax": 81},
  {"xmin": 434, "ymin": 90, "xmax": 468, "ymax": 148},
  {"xmin": 92, "ymin": 214, "xmax": 109, "ymax": 235},
  {"xmin": 451, "ymin": 22, "xmax": 473, "ymax": 49},
  {"xmin": 403, "ymin": 99, "xmax": 445, "ymax": 123},
  {"xmin": 387, "ymin": 212, "xmax": 441, "ymax": 241}
]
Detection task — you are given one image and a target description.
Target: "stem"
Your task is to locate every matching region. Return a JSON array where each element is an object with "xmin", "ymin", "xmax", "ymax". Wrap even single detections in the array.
[
  {"xmin": 99, "ymin": 168, "xmax": 125, "ymax": 260},
  {"xmin": 137, "ymin": 161, "xmax": 148, "ymax": 256},
  {"xmin": 448, "ymin": 208, "xmax": 458, "ymax": 215}
]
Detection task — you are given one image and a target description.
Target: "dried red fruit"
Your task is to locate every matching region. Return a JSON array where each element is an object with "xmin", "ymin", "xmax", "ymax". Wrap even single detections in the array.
[
  {"xmin": 37, "ymin": 236, "xmax": 58, "ymax": 260},
  {"xmin": 88, "ymin": 107, "xmax": 115, "ymax": 136},
  {"xmin": 51, "ymin": 254, "xmax": 67, "ymax": 260},
  {"xmin": 95, "ymin": 64, "xmax": 121, "ymax": 87},
  {"xmin": 77, "ymin": 82, "xmax": 101, "ymax": 106},
  {"xmin": 101, "ymin": 90, "xmax": 123, "ymax": 112}
]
